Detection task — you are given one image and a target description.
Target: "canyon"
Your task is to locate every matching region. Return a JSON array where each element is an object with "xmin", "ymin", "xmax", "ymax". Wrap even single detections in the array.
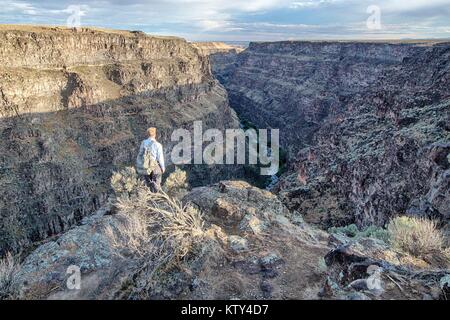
[
  {"xmin": 0, "ymin": 26, "xmax": 241, "ymax": 255},
  {"xmin": 212, "ymin": 40, "xmax": 450, "ymax": 228},
  {"xmin": 0, "ymin": 26, "xmax": 449, "ymax": 300}
]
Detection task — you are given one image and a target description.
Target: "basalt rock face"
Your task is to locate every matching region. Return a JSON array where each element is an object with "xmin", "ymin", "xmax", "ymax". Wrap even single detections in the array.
[
  {"xmin": 0, "ymin": 26, "xmax": 239, "ymax": 255},
  {"xmin": 0, "ymin": 26, "xmax": 214, "ymax": 117},
  {"xmin": 214, "ymin": 40, "xmax": 450, "ymax": 227},
  {"xmin": 276, "ymin": 42, "xmax": 450, "ymax": 228},
  {"xmin": 217, "ymin": 41, "xmax": 449, "ymax": 152}
]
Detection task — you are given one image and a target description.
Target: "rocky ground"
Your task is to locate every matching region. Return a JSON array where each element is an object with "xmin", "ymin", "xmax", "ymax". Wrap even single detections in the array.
[{"xmin": 5, "ymin": 173, "xmax": 449, "ymax": 300}]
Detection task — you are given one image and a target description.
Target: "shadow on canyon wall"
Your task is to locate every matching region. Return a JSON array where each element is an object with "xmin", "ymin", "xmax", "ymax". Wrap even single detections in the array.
[{"xmin": 0, "ymin": 82, "xmax": 248, "ymax": 255}]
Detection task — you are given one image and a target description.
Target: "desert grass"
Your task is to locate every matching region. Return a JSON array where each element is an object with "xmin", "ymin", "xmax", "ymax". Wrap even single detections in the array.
[{"xmin": 388, "ymin": 216, "xmax": 445, "ymax": 258}]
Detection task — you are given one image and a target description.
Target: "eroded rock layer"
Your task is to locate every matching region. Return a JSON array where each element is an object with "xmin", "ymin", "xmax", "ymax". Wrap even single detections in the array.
[
  {"xmin": 218, "ymin": 41, "xmax": 449, "ymax": 149},
  {"xmin": 191, "ymin": 42, "xmax": 244, "ymax": 56}
]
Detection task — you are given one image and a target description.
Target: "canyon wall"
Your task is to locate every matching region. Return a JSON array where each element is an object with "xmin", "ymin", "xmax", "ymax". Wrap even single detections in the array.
[
  {"xmin": 0, "ymin": 26, "xmax": 239, "ymax": 254},
  {"xmin": 217, "ymin": 41, "xmax": 449, "ymax": 151},
  {"xmin": 191, "ymin": 42, "xmax": 244, "ymax": 56},
  {"xmin": 192, "ymin": 42, "xmax": 244, "ymax": 85},
  {"xmin": 215, "ymin": 40, "xmax": 450, "ymax": 227}
]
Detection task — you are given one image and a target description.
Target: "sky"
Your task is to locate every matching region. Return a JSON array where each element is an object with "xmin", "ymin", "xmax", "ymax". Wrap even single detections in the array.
[{"xmin": 0, "ymin": 0, "xmax": 449, "ymax": 41}]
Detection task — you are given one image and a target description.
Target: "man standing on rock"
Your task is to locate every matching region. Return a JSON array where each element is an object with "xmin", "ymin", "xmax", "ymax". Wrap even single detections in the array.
[{"xmin": 136, "ymin": 127, "xmax": 165, "ymax": 192}]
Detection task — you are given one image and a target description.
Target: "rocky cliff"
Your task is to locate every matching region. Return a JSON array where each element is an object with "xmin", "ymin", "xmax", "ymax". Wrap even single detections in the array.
[
  {"xmin": 191, "ymin": 42, "xmax": 244, "ymax": 56},
  {"xmin": 0, "ymin": 26, "xmax": 239, "ymax": 255},
  {"xmin": 192, "ymin": 42, "xmax": 244, "ymax": 85},
  {"xmin": 213, "ymin": 40, "xmax": 450, "ymax": 228},
  {"xmin": 10, "ymin": 178, "xmax": 449, "ymax": 300},
  {"xmin": 217, "ymin": 41, "xmax": 449, "ymax": 150}
]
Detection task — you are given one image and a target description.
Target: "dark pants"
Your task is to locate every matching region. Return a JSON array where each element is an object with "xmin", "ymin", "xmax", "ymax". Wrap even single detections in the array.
[{"xmin": 142, "ymin": 166, "xmax": 162, "ymax": 193}]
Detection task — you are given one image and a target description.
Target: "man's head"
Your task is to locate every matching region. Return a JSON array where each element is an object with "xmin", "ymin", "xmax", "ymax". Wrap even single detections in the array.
[{"xmin": 147, "ymin": 127, "xmax": 157, "ymax": 139}]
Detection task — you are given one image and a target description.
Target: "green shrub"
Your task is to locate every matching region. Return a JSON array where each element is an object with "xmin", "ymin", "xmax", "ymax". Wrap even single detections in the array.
[
  {"xmin": 328, "ymin": 224, "xmax": 389, "ymax": 242},
  {"xmin": 329, "ymin": 224, "xmax": 359, "ymax": 237},
  {"xmin": 361, "ymin": 225, "xmax": 390, "ymax": 243}
]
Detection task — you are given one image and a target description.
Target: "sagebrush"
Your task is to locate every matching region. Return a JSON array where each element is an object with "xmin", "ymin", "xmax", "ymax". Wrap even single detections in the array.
[
  {"xmin": 110, "ymin": 167, "xmax": 143, "ymax": 197},
  {"xmin": 387, "ymin": 216, "xmax": 444, "ymax": 258},
  {"xmin": 106, "ymin": 186, "xmax": 209, "ymax": 265},
  {"xmin": 163, "ymin": 167, "xmax": 189, "ymax": 198}
]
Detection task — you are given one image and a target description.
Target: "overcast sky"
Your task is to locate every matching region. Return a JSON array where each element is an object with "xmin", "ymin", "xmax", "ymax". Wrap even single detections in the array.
[{"xmin": 1, "ymin": 0, "xmax": 449, "ymax": 41}]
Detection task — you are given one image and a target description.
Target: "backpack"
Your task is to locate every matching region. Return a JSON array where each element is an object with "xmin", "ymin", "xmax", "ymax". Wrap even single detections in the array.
[{"xmin": 136, "ymin": 143, "xmax": 159, "ymax": 175}]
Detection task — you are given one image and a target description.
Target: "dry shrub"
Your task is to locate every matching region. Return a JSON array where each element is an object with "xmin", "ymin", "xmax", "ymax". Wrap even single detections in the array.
[
  {"xmin": 106, "ymin": 186, "xmax": 209, "ymax": 266},
  {"xmin": 387, "ymin": 216, "xmax": 444, "ymax": 258},
  {"xmin": 107, "ymin": 170, "xmax": 223, "ymax": 297},
  {"xmin": 110, "ymin": 167, "xmax": 143, "ymax": 197},
  {"xmin": 163, "ymin": 167, "xmax": 189, "ymax": 199},
  {"xmin": 0, "ymin": 252, "xmax": 20, "ymax": 299}
]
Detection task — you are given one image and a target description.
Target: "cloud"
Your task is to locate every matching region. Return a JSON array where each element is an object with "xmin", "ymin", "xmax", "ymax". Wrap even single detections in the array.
[
  {"xmin": 0, "ymin": 0, "xmax": 448, "ymax": 40},
  {"xmin": 290, "ymin": 0, "xmax": 339, "ymax": 9},
  {"xmin": 379, "ymin": 0, "xmax": 450, "ymax": 13},
  {"xmin": 0, "ymin": 1, "xmax": 38, "ymax": 14}
]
